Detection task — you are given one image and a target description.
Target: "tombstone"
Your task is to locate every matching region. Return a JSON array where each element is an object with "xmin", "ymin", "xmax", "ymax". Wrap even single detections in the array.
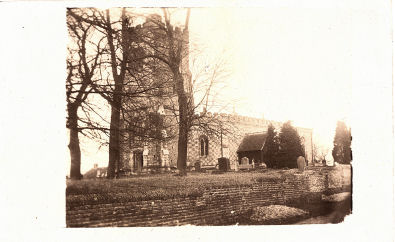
[
  {"xmin": 162, "ymin": 149, "xmax": 170, "ymax": 168},
  {"xmin": 218, "ymin": 157, "xmax": 230, "ymax": 171},
  {"xmin": 239, "ymin": 157, "xmax": 252, "ymax": 170},
  {"xmin": 296, "ymin": 156, "xmax": 306, "ymax": 172},
  {"xmin": 234, "ymin": 160, "xmax": 239, "ymax": 171},
  {"xmin": 241, "ymin": 157, "xmax": 249, "ymax": 165},
  {"xmin": 143, "ymin": 147, "xmax": 149, "ymax": 167},
  {"xmin": 194, "ymin": 160, "xmax": 201, "ymax": 172}
]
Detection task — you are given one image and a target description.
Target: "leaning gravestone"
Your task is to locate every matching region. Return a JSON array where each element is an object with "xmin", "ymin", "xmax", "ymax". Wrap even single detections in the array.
[{"xmin": 296, "ymin": 156, "xmax": 306, "ymax": 172}]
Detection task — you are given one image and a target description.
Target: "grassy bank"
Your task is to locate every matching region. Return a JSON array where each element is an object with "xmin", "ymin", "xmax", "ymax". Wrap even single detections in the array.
[
  {"xmin": 66, "ymin": 169, "xmax": 305, "ymax": 208},
  {"xmin": 67, "ymin": 166, "xmax": 349, "ymax": 209}
]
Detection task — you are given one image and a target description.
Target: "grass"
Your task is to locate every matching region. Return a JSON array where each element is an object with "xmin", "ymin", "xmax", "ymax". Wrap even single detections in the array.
[
  {"xmin": 66, "ymin": 166, "xmax": 350, "ymax": 209},
  {"xmin": 67, "ymin": 170, "xmax": 298, "ymax": 194},
  {"xmin": 66, "ymin": 169, "xmax": 303, "ymax": 208}
]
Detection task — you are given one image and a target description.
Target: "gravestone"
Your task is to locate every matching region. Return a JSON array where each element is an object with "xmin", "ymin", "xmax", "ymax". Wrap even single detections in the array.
[
  {"xmin": 239, "ymin": 157, "xmax": 252, "ymax": 170},
  {"xmin": 241, "ymin": 157, "xmax": 249, "ymax": 165},
  {"xmin": 194, "ymin": 161, "xmax": 201, "ymax": 171},
  {"xmin": 143, "ymin": 146, "xmax": 149, "ymax": 167},
  {"xmin": 296, "ymin": 156, "xmax": 306, "ymax": 172},
  {"xmin": 218, "ymin": 157, "xmax": 230, "ymax": 171},
  {"xmin": 234, "ymin": 160, "xmax": 239, "ymax": 171},
  {"xmin": 96, "ymin": 169, "xmax": 101, "ymax": 178}
]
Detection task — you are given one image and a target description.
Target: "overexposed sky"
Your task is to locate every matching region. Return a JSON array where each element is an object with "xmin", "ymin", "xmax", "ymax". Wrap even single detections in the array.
[{"xmin": 189, "ymin": 7, "xmax": 351, "ymax": 148}]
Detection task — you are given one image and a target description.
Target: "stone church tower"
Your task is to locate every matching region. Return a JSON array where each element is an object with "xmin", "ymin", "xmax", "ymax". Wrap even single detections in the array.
[
  {"xmin": 119, "ymin": 14, "xmax": 313, "ymax": 173},
  {"xmin": 119, "ymin": 14, "xmax": 193, "ymax": 173}
]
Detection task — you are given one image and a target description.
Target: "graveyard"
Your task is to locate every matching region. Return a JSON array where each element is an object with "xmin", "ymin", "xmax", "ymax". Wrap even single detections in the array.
[
  {"xmin": 63, "ymin": 7, "xmax": 356, "ymax": 228},
  {"xmin": 66, "ymin": 165, "xmax": 351, "ymax": 227}
]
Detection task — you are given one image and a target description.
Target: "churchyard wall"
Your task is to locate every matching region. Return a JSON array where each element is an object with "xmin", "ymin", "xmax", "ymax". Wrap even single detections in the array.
[{"xmin": 66, "ymin": 165, "xmax": 351, "ymax": 227}]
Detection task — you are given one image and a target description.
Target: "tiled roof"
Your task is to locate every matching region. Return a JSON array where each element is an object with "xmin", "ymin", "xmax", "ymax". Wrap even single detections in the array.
[{"xmin": 237, "ymin": 133, "xmax": 267, "ymax": 152}]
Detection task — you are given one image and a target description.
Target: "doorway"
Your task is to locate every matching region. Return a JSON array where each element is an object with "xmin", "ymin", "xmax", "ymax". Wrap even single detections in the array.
[{"xmin": 133, "ymin": 151, "xmax": 143, "ymax": 172}]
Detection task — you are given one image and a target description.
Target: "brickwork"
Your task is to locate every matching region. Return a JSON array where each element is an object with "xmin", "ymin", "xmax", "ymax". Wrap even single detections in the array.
[{"xmin": 66, "ymin": 166, "xmax": 350, "ymax": 227}]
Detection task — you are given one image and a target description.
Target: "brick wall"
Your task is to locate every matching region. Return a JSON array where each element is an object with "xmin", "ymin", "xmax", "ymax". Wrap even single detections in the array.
[{"xmin": 67, "ymin": 166, "xmax": 351, "ymax": 227}]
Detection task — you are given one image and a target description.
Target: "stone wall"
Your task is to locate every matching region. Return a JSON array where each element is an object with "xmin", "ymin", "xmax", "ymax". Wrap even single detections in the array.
[
  {"xmin": 66, "ymin": 166, "xmax": 351, "ymax": 227},
  {"xmin": 184, "ymin": 114, "xmax": 313, "ymax": 168}
]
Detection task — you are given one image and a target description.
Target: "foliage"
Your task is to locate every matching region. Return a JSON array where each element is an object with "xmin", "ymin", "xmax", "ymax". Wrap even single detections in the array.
[
  {"xmin": 277, "ymin": 121, "xmax": 305, "ymax": 168},
  {"xmin": 262, "ymin": 123, "xmax": 279, "ymax": 168},
  {"xmin": 332, "ymin": 121, "xmax": 352, "ymax": 164}
]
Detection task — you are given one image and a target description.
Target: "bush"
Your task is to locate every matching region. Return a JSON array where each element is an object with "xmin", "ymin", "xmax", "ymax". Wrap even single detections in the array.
[{"xmin": 276, "ymin": 121, "xmax": 305, "ymax": 168}]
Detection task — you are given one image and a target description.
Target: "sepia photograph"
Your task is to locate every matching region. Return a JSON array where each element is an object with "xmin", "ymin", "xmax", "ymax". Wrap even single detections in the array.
[
  {"xmin": 0, "ymin": 0, "xmax": 393, "ymax": 241},
  {"xmin": 66, "ymin": 7, "xmax": 352, "ymax": 227}
]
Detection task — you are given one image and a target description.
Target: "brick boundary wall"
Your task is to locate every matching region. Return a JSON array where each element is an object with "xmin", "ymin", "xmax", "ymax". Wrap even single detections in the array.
[{"xmin": 66, "ymin": 166, "xmax": 351, "ymax": 227}]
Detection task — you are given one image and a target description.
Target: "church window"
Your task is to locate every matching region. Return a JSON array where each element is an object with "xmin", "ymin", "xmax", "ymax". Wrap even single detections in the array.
[{"xmin": 200, "ymin": 135, "xmax": 209, "ymax": 156}]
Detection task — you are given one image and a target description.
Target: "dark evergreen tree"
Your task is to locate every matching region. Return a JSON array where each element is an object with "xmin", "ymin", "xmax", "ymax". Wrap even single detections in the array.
[
  {"xmin": 262, "ymin": 123, "xmax": 279, "ymax": 168},
  {"xmin": 277, "ymin": 121, "xmax": 305, "ymax": 168},
  {"xmin": 332, "ymin": 121, "xmax": 352, "ymax": 164}
]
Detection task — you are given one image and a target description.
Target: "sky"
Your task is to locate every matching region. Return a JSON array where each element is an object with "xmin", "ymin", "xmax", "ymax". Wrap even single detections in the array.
[
  {"xmin": 75, "ymin": 7, "xmax": 353, "ymax": 173},
  {"xmin": 188, "ymin": 8, "xmax": 352, "ymax": 145}
]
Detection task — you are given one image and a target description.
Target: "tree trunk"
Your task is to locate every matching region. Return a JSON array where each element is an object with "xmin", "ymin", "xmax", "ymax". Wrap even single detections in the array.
[
  {"xmin": 107, "ymin": 96, "xmax": 121, "ymax": 179},
  {"xmin": 177, "ymin": 117, "xmax": 188, "ymax": 175},
  {"xmin": 176, "ymin": 78, "xmax": 188, "ymax": 176},
  {"xmin": 68, "ymin": 105, "xmax": 82, "ymax": 179},
  {"xmin": 104, "ymin": 9, "xmax": 127, "ymax": 179}
]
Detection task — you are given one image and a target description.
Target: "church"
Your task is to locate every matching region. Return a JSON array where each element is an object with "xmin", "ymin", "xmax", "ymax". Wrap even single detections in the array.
[
  {"xmin": 119, "ymin": 109, "xmax": 313, "ymax": 172},
  {"xmin": 118, "ymin": 14, "xmax": 313, "ymax": 172}
]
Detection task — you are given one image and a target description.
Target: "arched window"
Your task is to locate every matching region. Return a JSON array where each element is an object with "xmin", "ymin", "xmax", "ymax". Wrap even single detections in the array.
[{"xmin": 200, "ymin": 135, "xmax": 209, "ymax": 156}]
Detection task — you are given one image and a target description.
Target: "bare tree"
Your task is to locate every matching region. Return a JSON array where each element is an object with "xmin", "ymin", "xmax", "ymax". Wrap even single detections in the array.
[
  {"xmin": 319, "ymin": 147, "xmax": 329, "ymax": 164},
  {"xmin": 312, "ymin": 143, "xmax": 319, "ymax": 165},
  {"xmin": 66, "ymin": 12, "xmax": 103, "ymax": 179},
  {"xmin": 138, "ymin": 8, "xmax": 234, "ymax": 175},
  {"xmin": 68, "ymin": 8, "xmax": 176, "ymax": 178},
  {"xmin": 67, "ymin": 8, "xmax": 234, "ymax": 177},
  {"xmin": 313, "ymin": 142, "xmax": 329, "ymax": 164}
]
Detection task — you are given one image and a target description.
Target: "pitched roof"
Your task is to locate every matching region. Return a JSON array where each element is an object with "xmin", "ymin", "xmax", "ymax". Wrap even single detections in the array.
[
  {"xmin": 83, "ymin": 167, "xmax": 107, "ymax": 179},
  {"xmin": 237, "ymin": 133, "xmax": 267, "ymax": 152}
]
